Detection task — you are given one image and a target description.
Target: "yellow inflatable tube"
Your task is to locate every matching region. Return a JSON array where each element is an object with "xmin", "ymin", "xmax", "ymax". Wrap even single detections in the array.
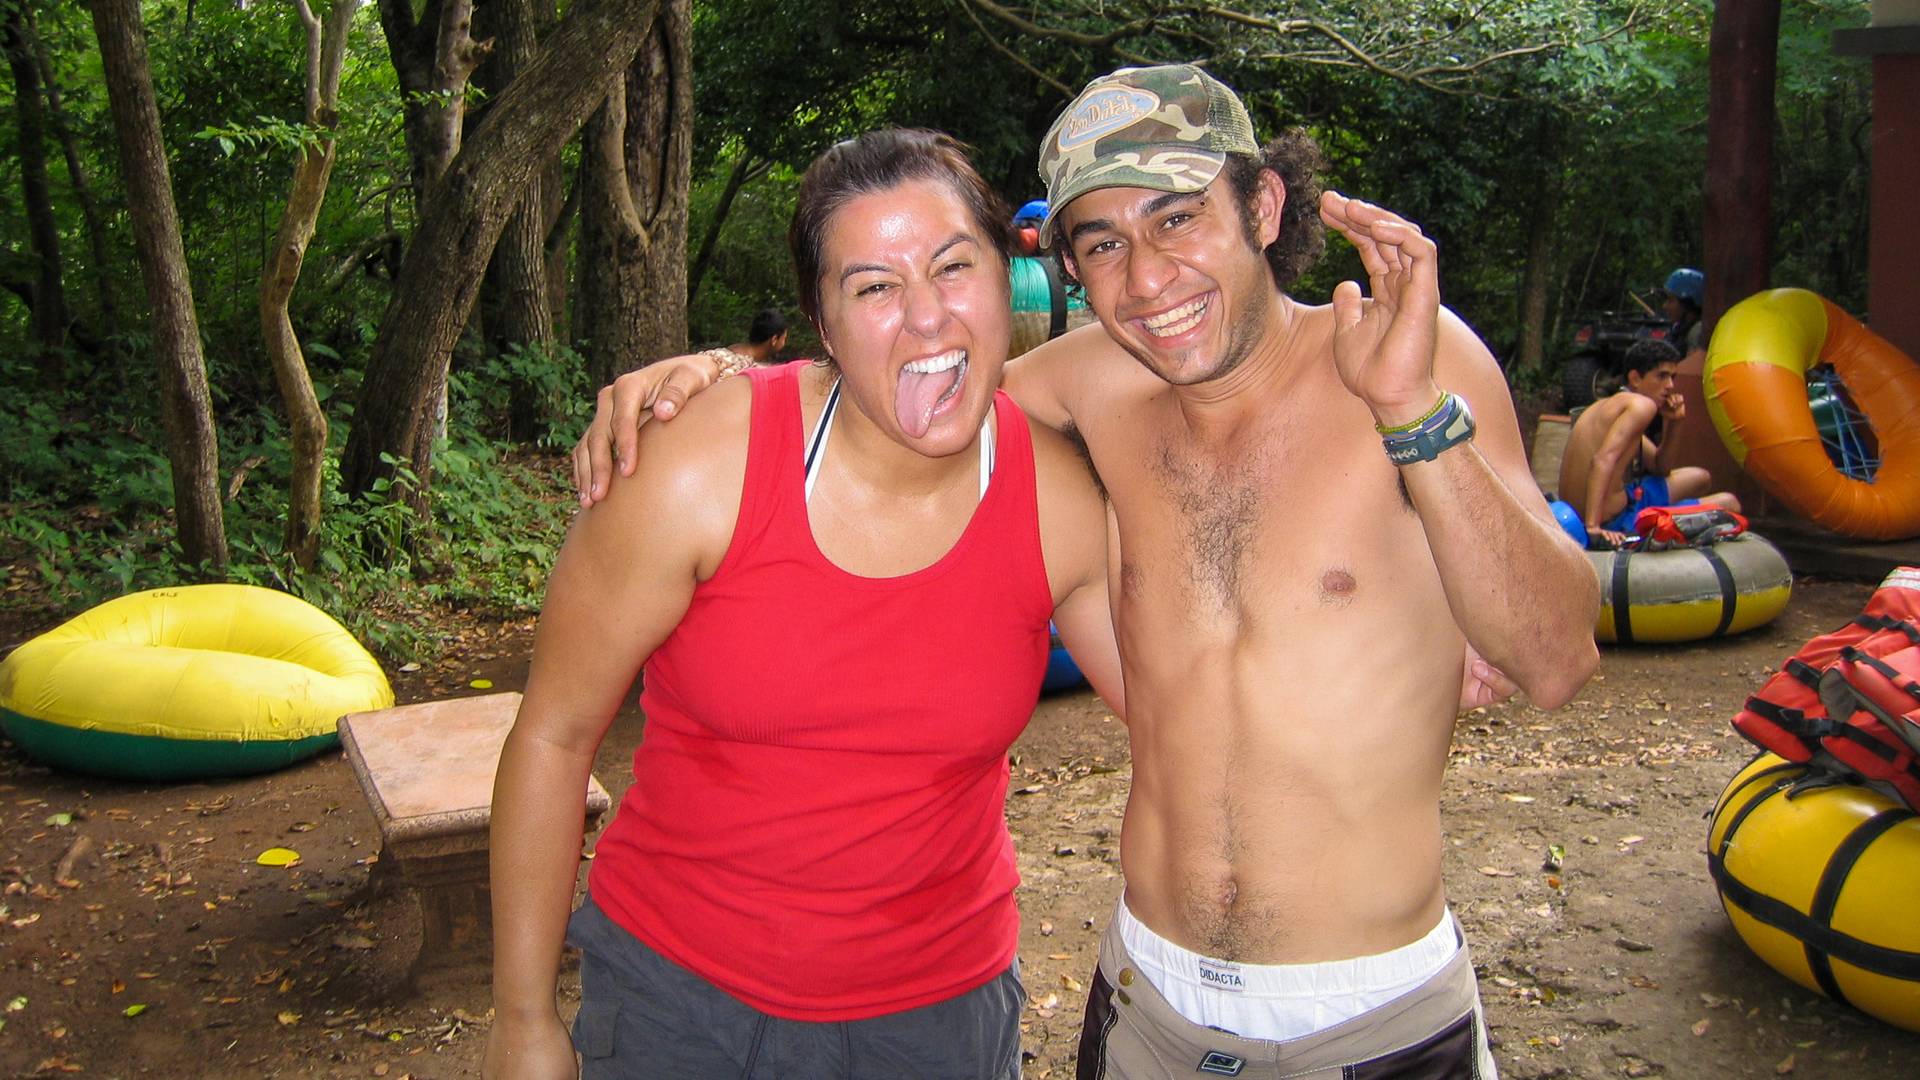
[
  {"xmin": 1709, "ymin": 754, "xmax": 1920, "ymax": 1033},
  {"xmin": 1704, "ymin": 288, "xmax": 1920, "ymax": 540},
  {"xmin": 0, "ymin": 584, "xmax": 393, "ymax": 781},
  {"xmin": 1587, "ymin": 533, "xmax": 1792, "ymax": 644}
]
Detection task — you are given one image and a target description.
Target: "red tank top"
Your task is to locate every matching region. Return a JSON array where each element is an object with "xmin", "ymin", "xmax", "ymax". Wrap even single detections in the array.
[{"xmin": 588, "ymin": 360, "xmax": 1054, "ymax": 1021}]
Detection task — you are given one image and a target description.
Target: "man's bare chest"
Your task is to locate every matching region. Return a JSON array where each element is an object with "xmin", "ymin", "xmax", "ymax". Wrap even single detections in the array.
[{"xmin": 1088, "ymin": 408, "xmax": 1420, "ymax": 618}]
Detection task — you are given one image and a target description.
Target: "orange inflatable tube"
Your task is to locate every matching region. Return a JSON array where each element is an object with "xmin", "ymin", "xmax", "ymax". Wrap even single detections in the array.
[{"xmin": 1704, "ymin": 289, "xmax": 1920, "ymax": 540}]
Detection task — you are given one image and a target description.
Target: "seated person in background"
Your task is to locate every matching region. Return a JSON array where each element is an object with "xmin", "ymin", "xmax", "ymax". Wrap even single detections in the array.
[
  {"xmin": 1558, "ymin": 339, "xmax": 1742, "ymax": 547},
  {"xmin": 701, "ymin": 306, "xmax": 791, "ymax": 377},
  {"xmin": 1661, "ymin": 267, "xmax": 1707, "ymax": 364}
]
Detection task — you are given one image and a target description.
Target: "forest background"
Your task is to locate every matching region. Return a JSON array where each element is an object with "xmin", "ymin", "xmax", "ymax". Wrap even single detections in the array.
[{"xmin": 0, "ymin": 0, "xmax": 1874, "ymax": 659}]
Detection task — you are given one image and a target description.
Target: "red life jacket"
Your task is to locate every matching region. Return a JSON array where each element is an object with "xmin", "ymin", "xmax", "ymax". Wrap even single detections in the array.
[
  {"xmin": 1631, "ymin": 504, "xmax": 1748, "ymax": 549},
  {"xmin": 1731, "ymin": 567, "xmax": 1920, "ymax": 812}
]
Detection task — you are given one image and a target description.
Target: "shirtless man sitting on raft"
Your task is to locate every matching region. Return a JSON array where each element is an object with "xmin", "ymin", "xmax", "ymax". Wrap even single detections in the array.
[
  {"xmin": 1559, "ymin": 338, "xmax": 1743, "ymax": 548},
  {"xmin": 577, "ymin": 65, "xmax": 1599, "ymax": 1078}
]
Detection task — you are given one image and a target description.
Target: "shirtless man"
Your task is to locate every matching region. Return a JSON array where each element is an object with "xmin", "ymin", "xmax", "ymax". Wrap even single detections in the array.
[
  {"xmin": 577, "ymin": 67, "xmax": 1598, "ymax": 1078},
  {"xmin": 1558, "ymin": 338, "xmax": 1742, "ymax": 547}
]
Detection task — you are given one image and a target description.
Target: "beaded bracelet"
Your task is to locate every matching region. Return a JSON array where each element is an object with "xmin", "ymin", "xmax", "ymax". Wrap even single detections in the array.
[
  {"xmin": 1373, "ymin": 391, "xmax": 1451, "ymax": 436},
  {"xmin": 702, "ymin": 347, "xmax": 753, "ymax": 381}
]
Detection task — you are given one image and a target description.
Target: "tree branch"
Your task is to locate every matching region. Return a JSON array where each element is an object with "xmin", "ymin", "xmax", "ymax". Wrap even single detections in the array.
[{"xmin": 949, "ymin": 0, "xmax": 1072, "ymax": 95}]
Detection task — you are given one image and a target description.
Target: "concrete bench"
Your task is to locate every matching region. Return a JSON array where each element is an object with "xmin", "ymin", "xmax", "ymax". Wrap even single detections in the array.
[{"xmin": 338, "ymin": 692, "xmax": 611, "ymax": 968}]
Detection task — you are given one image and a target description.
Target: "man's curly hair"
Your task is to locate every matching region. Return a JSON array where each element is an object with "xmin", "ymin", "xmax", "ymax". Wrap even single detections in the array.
[{"xmin": 1224, "ymin": 129, "xmax": 1327, "ymax": 289}]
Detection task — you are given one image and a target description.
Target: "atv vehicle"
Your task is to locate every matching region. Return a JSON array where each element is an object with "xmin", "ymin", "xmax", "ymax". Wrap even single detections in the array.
[{"xmin": 1561, "ymin": 300, "xmax": 1674, "ymax": 410}]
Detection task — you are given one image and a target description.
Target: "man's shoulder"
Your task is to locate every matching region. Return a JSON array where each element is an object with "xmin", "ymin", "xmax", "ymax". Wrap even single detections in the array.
[
  {"xmin": 1573, "ymin": 391, "xmax": 1653, "ymax": 431},
  {"xmin": 1017, "ymin": 321, "xmax": 1133, "ymax": 374}
]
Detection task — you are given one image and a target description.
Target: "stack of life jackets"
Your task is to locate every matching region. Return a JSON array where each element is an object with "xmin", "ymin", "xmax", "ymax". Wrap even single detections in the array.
[{"xmin": 1731, "ymin": 566, "xmax": 1920, "ymax": 811}]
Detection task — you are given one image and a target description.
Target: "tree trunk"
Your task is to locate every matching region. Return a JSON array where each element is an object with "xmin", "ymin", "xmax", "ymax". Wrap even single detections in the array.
[
  {"xmin": 1512, "ymin": 113, "xmax": 1561, "ymax": 377},
  {"xmin": 377, "ymin": 0, "xmax": 493, "ymax": 444},
  {"xmin": 376, "ymin": 0, "xmax": 491, "ymax": 211},
  {"xmin": 4, "ymin": 0, "xmax": 69, "ymax": 380},
  {"xmin": 261, "ymin": 0, "xmax": 357, "ymax": 570},
  {"xmin": 90, "ymin": 0, "xmax": 227, "ymax": 572},
  {"xmin": 341, "ymin": 0, "xmax": 662, "ymax": 518},
  {"xmin": 545, "ymin": 155, "xmax": 580, "ymax": 339},
  {"xmin": 31, "ymin": 4, "xmax": 118, "ymax": 348},
  {"xmin": 687, "ymin": 149, "xmax": 767, "ymax": 308},
  {"xmin": 473, "ymin": 0, "xmax": 559, "ymax": 440},
  {"xmin": 1703, "ymin": 0, "xmax": 1779, "ymax": 329},
  {"xmin": 578, "ymin": 0, "xmax": 692, "ymax": 389}
]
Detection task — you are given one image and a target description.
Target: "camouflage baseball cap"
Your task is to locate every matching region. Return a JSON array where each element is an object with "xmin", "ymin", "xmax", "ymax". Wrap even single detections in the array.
[{"xmin": 1037, "ymin": 64, "xmax": 1258, "ymax": 246}]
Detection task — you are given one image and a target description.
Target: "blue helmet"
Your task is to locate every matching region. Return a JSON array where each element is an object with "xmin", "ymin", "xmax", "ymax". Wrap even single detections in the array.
[
  {"xmin": 1663, "ymin": 268, "xmax": 1705, "ymax": 307},
  {"xmin": 1013, "ymin": 198, "xmax": 1049, "ymax": 224}
]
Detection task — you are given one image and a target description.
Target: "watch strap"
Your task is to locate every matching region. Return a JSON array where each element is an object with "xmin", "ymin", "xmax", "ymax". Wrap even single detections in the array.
[{"xmin": 1382, "ymin": 393, "xmax": 1475, "ymax": 466}]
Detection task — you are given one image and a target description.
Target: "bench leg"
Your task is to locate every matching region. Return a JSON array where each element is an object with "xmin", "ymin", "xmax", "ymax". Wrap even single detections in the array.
[{"xmin": 418, "ymin": 881, "xmax": 493, "ymax": 960}]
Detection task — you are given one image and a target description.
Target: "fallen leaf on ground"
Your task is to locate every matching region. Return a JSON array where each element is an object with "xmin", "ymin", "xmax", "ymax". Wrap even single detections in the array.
[
  {"xmin": 1476, "ymin": 866, "xmax": 1516, "ymax": 877},
  {"xmin": 1501, "ymin": 794, "xmax": 1535, "ymax": 803},
  {"xmin": 255, "ymin": 847, "xmax": 301, "ymax": 868},
  {"xmin": 470, "ymin": 678, "xmax": 493, "ymax": 689},
  {"xmin": 1692, "ymin": 1019, "xmax": 1710, "ymax": 1036},
  {"xmin": 1775, "ymin": 1053, "xmax": 1795, "ymax": 1074},
  {"xmin": 1060, "ymin": 974, "xmax": 1083, "ymax": 992},
  {"xmin": 278, "ymin": 1011, "xmax": 301, "ymax": 1026},
  {"xmin": 123, "ymin": 1003, "xmax": 147, "ymax": 1017}
]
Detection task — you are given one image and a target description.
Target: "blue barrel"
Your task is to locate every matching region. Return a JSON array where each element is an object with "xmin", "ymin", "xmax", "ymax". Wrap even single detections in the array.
[{"xmin": 1042, "ymin": 621, "xmax": 1087, "ymax": 693}]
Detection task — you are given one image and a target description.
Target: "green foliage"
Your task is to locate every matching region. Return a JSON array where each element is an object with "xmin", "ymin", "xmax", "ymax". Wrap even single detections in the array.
[
  {"xmin": 0, "ymin": 344, "xmax": 573, "ymax": 663},
  {"xmin": 194, "ymin": 115, "xmax": 329, "ymax": 157},
  {"xmin": 687, "ymin": 150, "xmax": 802, "ymax": 346},
  {"xmin": 0, "ymin": 0, "xmax": 1883, "ymax": 658}
]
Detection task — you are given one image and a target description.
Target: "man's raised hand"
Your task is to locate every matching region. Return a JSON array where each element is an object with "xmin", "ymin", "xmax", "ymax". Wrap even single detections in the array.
[{"xmin": 1319, "ymin": 192, "xmax": 1444, "ymax": 429}]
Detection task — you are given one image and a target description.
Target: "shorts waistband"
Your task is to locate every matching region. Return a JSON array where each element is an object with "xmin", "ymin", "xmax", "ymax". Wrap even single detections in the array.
[{"xmin": 1113, "ymin": 895, "xmax": 1460, "ymax": 1001}]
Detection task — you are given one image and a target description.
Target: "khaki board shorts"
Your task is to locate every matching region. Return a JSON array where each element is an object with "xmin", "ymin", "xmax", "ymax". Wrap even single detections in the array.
[{"xmin": 1075, "ymin": 913, "xmax": 1498, "ymax": 1079}]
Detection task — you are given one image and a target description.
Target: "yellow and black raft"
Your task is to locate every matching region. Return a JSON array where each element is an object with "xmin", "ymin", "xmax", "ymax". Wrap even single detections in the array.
[
  {"xmin": 1708, "ymin": 753, "xmax": 1920, "ymax": 1033},
  {"xmin": 1588, "ymin": 533, "xmax": 1792, "ymax": 644},
  {"xmin": 0, "ymin": 584, "xmax": 393, "ymax": 781}
]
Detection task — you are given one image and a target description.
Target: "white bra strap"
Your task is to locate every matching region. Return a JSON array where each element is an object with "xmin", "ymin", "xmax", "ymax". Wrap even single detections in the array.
[
  {"xmin": 803, "ymin": 377, "xmax": 842, "ymax": 503},
  {"xmin": 803, "ymin": 377, "xmax": 997, "ymax": 505},
  {"xmin": 980, "ymin": 405, "xmax": 995, "ymax": 500}
]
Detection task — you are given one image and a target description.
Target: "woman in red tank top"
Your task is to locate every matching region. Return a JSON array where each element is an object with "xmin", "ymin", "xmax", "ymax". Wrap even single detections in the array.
[{"xmin": 484, "ymin": 131, "xmax": 1124, "ymax": 1079}]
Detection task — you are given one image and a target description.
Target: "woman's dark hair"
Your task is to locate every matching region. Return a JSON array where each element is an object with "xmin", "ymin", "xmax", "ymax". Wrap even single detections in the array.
[
  {"xmin": 789, "ymin": 129, "xmax": 1014, "ymax": 328},
  {"xmin": 1223, "ymin": 129, "xmax": 1328, "ymax": 290}
]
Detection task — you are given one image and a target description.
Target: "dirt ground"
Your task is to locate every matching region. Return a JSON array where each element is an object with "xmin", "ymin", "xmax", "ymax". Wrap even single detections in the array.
[{"xmin": 4, "ymin": 576, "xmax": 1920, "ymax": 1079}]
